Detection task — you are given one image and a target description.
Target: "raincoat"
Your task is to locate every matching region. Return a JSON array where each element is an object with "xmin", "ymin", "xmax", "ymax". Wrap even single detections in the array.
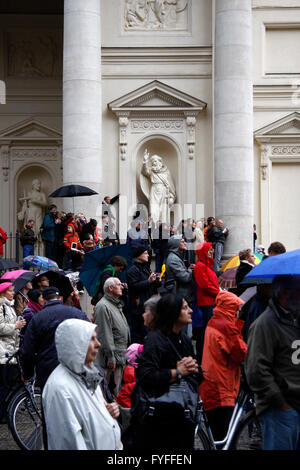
[
  {"xmin": 199, "ymin": 291, "xmax": 247, "ymax": 412},
  {"xmin": 165, "ymin": 235, "xmax": 195, "ymax": 303},
  {"xmin": 194, "ymin": 242, "xmax": 219, "ymax": 306},
  {"xmin": 42, "ymin": 318, "xmax": 121, "ymax": 450},
  {"xmin": 0, "ymin": 298, "xmax": 19, "ymax": 364}
]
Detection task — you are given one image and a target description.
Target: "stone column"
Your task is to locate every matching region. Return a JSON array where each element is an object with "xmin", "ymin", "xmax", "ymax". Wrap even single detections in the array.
[
  {"xmin": 63, "ymin": 0, "xmax": 102, "ymax": 218},
  {"xmin": 214, "ymin": 0, "xmax": 254, "ymax": 257}
]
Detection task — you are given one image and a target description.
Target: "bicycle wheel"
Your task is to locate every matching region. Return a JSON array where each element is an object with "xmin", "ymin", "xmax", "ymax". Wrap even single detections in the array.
[
  {"xmin": 230, "ymin": 410, "xmax": 262, "ymax": 450},
  {"xmin": 7, "ymin": 389, "xmax": 43, "ymax": 450},
  {"xmin": 194, "ymin": 424, "xmax": 213, "ymax": 450}
]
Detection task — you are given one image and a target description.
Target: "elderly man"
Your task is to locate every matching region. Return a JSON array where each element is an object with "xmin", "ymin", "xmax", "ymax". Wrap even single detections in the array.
[
  {"xmin": 94, "ymin": 277, "xmax": 131, "ymax": 396},
  {"xmin": 245, "ymin": 275, "xmax": 300, "ymax": 450}
]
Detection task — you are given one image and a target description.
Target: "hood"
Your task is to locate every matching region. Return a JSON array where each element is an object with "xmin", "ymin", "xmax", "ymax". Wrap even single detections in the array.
[
  {"xmin": 196, "ymin": 242, "xmax": 214, "ymax": 267},
  {"xmin": 123, "ymin": 365, "xmax": 136, "ymax": 384},
  {"xmin": 213, "ymin": 290, "xmax": 244, "ymax": 321},
  {"xmin": 55, "ymin": 318, "xmax": 96, "ymax": 375},
  {"xmin": 167, "ymin": 235, "xmax": 184, "ymax": 257}
]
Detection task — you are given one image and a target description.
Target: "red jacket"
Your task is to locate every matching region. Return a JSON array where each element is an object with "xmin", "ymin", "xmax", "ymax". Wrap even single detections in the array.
[
  {"xmin": 0, "ymin": 227, "xmax": 7, "ymax": 256},
  {"xmin": 115, "ymin": 365, "xmax": 136, "ymax": 408},
  {"xmin": 194, "ymin": 243, "xmax": 219, "ymax": 306},
  {"xmin": 63, "ymin": 229, "xmax": 83, "ymax": 253},
  {"xmin": 199, "ymin": 290, "xmax": 247, "ymax": 412}
]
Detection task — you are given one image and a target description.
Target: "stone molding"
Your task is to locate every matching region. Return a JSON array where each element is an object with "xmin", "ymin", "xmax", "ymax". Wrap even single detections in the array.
[{"xmin": 255, "ymin": 112, "xmax": 300, "ymax": 246}]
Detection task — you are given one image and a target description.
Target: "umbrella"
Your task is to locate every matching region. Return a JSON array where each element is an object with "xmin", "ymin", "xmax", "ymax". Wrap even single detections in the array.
[
  {"xmin": 0, "ymin": 259, "xmax": 19, "ymax": 271},
  {"xmin": 79, "ymin": 243, "xmax": 133, "ymax": 297},
  {"xmin": 244, "ymin": 249, "xmax": 300, "ymax": 280},
  {"xmin": 221, "ymin": 254, "xmax": 261, "ymax": 272},
  {"xmin": 49, "ymin": 184, "xmax": 98, "ymax": 213},
  {"xmin": 1, "ymin": 269, "xmax": 32, "ymax": 280},
  {"xmin": 12, "ymin": 271, "xmax": 36, "ymax": 293},
  {"xmin": 32, "ymin": 270, "xmax": 73, "ymax": 302},
  {"xmin": 23, "ymin": 255, "xmax": 59, "ymax": 272},
  {"xmin": 218, "ymin": 266, "xmax": 238, "ymax": 289}
]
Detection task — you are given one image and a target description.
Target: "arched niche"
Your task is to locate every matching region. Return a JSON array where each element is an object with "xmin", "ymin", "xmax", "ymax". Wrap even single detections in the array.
[
  {"xmin": 15, "ymin": 164, "xmax": 56, "ymax": 234},
  {"xmin": 135, "ymin": 136, "xmax": 180, "ymax": 221}
]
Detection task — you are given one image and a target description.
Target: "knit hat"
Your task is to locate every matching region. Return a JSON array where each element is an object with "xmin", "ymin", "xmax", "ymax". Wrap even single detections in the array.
[
  {"xmin": 0, "ymin": 282, "xmax": 13, "ymax": 294},
  {"xmin": 28, "ymin": 289, "xmax": 42, "ymax": 304},
  {"xmin": 125, "ymin": 343, "xmax": 144, "ymax": 368},
  {"xmin": 131, "ymin": 246, "xmax": 148, "ymax": 259}
]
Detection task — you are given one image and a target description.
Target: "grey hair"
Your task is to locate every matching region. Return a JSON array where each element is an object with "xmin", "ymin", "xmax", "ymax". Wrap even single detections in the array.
[
  {"xmin": 144, "ymin": 295, "xmax": 160, "ymax": 314},
  {"xmin": 103, "ymin": 277, "xmax": 117, "ymax": 294}
]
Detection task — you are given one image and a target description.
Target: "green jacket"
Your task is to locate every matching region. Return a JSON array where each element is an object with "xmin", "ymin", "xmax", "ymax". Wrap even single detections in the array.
[
  {"xmin": 94, "ymin": 294, "xmax": 130, "ymax": 369},
  {"xmin": 245, "ymin": 299, "xmax": 300, "ymax": 416}
]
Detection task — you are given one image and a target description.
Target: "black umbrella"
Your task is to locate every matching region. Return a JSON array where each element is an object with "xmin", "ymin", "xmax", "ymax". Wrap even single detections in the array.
[
  {"xmin": 0, "ymin": 259, "xmax": 20, "ymax": 271},
  {"xmin": 49, "ymin": 184, "xmax": 98, "ymax": 213},
  {"xmin": 49, "ymin": 184, "xmax": 98, "ymax": 198},
  {"xmin": 32, "ymin": 270, "xmax": 73, "ymax": 303}
]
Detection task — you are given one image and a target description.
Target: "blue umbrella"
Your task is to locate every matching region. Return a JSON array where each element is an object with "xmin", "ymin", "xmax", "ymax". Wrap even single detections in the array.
[
  {"xmin": 79, "ymin": 243, "xmax": 133, "ymax": 296},
  {"xmin": 244, "ymin": 249, "xmax": 300, "ymax": 280},
  {"xmin": 23, "ymin": 255, "xmax": 59, "ymax": 272}
]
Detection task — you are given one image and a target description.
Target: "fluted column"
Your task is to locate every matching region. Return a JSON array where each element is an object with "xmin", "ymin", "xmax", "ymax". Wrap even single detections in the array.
[
  {"xmin": 214, "ymin": 0, "xmax": 254, "ymax": 256},
  {"xmin": 63, "ymin": 0, "xmax": 102, "ymax": 218}
]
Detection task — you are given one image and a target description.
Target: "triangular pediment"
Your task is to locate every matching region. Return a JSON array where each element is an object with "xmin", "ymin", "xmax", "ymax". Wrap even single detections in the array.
[
  {"xmin": 108, "ymin": 80, "xmax": 207, "ymax": 113},
  {"xmin": 255, "ymin": 112, "xmax": 300, "ymax": 142},
  {"xmin": 0, "ymin": 118, "xmax": 62, "ymax": 140}
]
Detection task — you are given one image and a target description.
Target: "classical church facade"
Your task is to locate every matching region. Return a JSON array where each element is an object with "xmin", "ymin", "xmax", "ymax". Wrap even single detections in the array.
[{"xmin": 0, "ymin": 0, "xmax": 300, "ymax": 258}]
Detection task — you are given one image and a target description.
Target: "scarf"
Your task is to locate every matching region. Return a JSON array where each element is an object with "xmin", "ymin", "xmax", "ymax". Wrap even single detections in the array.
[{"xmin": 27, "ymin": 299, "xmax": 43, "ymax": 312}]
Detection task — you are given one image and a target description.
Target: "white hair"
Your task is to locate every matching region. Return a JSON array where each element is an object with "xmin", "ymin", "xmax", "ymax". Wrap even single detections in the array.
[{"xmin": 103, "ymin": 277, "xmax": 117, "ymax": 294}]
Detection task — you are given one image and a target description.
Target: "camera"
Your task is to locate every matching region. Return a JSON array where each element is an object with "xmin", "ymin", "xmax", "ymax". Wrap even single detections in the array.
[{"xmin": 71, "ymin": 242, "xmax": 77, "ymax": 250}]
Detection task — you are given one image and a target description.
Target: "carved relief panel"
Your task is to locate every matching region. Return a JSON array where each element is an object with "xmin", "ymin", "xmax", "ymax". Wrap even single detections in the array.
[
  {"xmin": 124, "ymin": 0, "xmax": 189, "ymax": 31},
  {"xmin": 6, "ymin": 30, "xmax": 63, "ymax": 78}
]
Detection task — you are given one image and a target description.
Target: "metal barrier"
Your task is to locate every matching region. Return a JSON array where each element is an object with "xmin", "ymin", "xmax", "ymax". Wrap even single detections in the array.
[{"xmin": 2, "ymin": 231, "xmax": 44, "ymax": 265}]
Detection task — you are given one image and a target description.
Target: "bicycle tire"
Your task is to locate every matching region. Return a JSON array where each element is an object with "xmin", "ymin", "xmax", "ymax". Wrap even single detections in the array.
[
  {"xmin": 229, "ymin": 409, "xmax": 262, "ymax": 450},
  {"xmin": 194, "ymin": 424, "xmax": 213, "ymax": 450},
  {"xmin": 7, "ymin": 389, "xmax": 43, "ymax": 451}
]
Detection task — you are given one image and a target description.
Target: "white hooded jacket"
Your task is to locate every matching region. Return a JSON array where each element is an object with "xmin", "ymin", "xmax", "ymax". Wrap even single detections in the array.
[{"xmin": 42, "ymin": 318, "xmax": 121, "ymax": 450}]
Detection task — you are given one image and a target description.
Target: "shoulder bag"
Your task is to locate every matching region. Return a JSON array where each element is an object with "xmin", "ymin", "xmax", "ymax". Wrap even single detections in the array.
[{"xmin": 137, "ymin": 337, "xmax": 199, "ymax": 424}]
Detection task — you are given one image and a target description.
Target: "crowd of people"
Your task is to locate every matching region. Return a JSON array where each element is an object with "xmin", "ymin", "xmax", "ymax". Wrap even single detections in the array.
[{"xmin": 0, "ymin": 201, "xmax": 299, "ymax": 452}]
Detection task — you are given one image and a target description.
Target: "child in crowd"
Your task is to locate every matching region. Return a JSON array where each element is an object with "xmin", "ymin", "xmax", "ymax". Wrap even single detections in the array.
[{"xmin": 115, "ymin": 343, "xmax": 143, "ymax": 408}]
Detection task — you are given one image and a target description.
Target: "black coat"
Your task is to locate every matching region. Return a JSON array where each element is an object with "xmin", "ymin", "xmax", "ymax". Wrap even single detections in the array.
[
  {"xmin": 128, "ymin": 329, "xmax": 203, "ymax": 450},
  {"xmin": 20, "ymin": 300, "xmax": 89, "ymax": 389},
  {"xmin": 126, "ymin": 262, "xmax": 157, "ymax": 318},
  {"xmin": 20, "ymin": 225, "xmax": 36, "ymax": 246},
  {"xmin": 235, "ymin": 261, "xmax": 254, "ymax": 296}
]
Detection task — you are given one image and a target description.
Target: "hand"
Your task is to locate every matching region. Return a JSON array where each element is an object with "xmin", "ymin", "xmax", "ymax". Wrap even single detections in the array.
[
  {"xmin": 15, "ymin": 319, "xmax": 26, "ymax": 330},
  {"xmin": 148, "ymin": 272, "xmax": 157, "ymax": 283},
  {"xmin": 189, "ymin": 264, "xmax": 195, "ymax": 270},
  {"xmin": 176, "ymin": 356, "xmax": 199, "ymax": 376},
  {"xmin": 106, "ymin": 402, "xmax": 120, "ymax": 419},
  {"xmin": 107, "ymin": 361, "xmax": 116, "ymax": 370}
]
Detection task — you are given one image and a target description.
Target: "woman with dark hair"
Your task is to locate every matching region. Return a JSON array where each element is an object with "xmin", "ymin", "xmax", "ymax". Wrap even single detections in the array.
[{"xmin": 129, "ymin": 293, "xmax": 202, "ymax": 450}]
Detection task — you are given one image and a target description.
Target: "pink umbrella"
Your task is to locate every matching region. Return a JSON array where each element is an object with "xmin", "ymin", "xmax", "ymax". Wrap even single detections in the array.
[{"xmin": 1, "ymin": 269, "xmax": 32, "ymax": 280}]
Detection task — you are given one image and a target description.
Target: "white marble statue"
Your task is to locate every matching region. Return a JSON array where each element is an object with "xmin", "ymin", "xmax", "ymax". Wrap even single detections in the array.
[
  {"xmin": 141, "ymin": 149, "xmax": 176, "ymax": 224},
  {"xmin": 18, "ymin": 178, "xmax": 48, "ymax": 236}
]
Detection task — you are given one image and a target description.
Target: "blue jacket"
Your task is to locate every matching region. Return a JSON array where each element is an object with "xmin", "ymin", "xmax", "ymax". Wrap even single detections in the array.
[
  {"xmin": 20, "ymin": 300, "xmax": 90, "ymax": 389},
  {"xmin": 41, "ymin": 212, "xmax": 56, "ymax": 242}
]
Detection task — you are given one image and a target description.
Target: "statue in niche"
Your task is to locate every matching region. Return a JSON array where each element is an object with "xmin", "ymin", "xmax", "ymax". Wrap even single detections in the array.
[
  {"xmin": 18, "ymin": 178, "xmax": 48, "ymax": 237},
  {"xmin": 140, "ymin": 149, "xmax": 176, "ymax": 224}
]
